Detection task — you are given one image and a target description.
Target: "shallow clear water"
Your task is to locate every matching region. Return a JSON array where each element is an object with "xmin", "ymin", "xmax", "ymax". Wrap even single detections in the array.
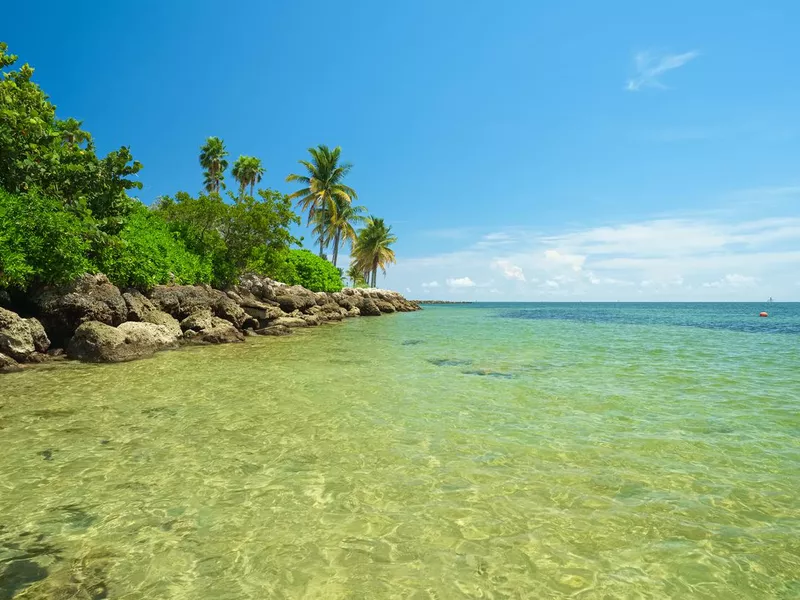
[{"xmin": 1, "ymin": 303, "xmax": 799, "ymax": 599}]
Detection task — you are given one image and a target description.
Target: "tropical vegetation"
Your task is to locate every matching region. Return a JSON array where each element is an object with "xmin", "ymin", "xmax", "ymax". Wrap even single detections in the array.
[{"xmin": 0, "ymin": 42, "xmax": 399, "ymax": 297}]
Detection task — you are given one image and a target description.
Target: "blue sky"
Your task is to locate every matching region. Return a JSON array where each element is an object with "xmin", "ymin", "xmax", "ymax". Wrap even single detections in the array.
[{"xmin": 5, "ymin": 0, "xmax": 800, "ymax": 300}]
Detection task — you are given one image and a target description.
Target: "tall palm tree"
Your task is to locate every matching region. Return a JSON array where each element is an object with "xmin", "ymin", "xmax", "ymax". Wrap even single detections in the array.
[
  {"xmin": 285, "ymin": 145, "xmax": 358, "ymax": 258},
  {"xmin": 310, "ymin": 206, "xmax": 332, "ymax": 260},
  {"xmin": 199, "ymin": 137, "xmax": 229, "ymax": 194},
  {"xmin": 352, "ymin": 217, "xmax": 397, "ymax": 288},
  {"xmin": 327, "ymin": 197, "xmax": 366, "ymax": 267},
  {"xmin": 232, "ymin": 155, "xmax": 265, "ymax": 197}
]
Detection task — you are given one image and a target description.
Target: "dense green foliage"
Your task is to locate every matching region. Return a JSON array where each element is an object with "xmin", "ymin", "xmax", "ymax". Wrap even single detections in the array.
[
  {"xmin": 95, "ymin": 204, "xmax": 213, "ymax": 288},
  {"xmin": 0, "ymin": 43, "xmax": 142, "ymax": 234},
  {"xmin": 0, "ymin": 42, "xmax": 404, "ymax": 296},
  {"xmin": 154, "ymin": 189, "xmax": 300, "ymax": 286},
  {"xmin": 0, "ymin": 188, "xmax": 92, "ymax": 288},
  {"xmin": 274, "ymin": 249, "xmax": 344, "ymax": 292}
]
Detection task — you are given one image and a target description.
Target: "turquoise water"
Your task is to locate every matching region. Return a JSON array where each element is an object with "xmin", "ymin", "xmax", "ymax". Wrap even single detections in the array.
[{"xmin": 1, "ymin": 303, "xmax": 799, "ymax": 598}]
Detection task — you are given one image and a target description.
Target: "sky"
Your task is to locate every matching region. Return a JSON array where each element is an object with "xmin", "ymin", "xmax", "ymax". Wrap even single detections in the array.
[{"xmin": 5, "ymin": 0, "xmax": 800, "ymax": 300}]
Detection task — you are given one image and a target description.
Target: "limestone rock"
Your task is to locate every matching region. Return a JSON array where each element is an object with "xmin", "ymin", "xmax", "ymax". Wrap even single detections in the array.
[
  {"xmin": 269, "ymin": 316, "xmax": 309, "ymax": 328},
  {"xmin": 148, "ymin": 284, "xmax": 246, "ymax": 327},
  {"xmin": 374, "ymin": 299, "xmax": 397, "ymax": 314},
  {"xmin": 26, "ymin": 318, "xmax": 50, "ymax": 353},
  {"xmin": 122, "ymin": 290, "xmax": 156, "ymax": 321},
  {"xmin": 179, "ymin": 310, "xmax": 244, "ymax": 344},
  {"xmin": 0, "ymin": 307, "xmax": 37, "ymax": 361},
  {"xmin": 66, "ymin": 320, "xmax": 178, "ymax": 363},
  {"xmin": 302, "ymin": 314, "xmax": 321, "ymax": 326},
  {"xmin": 254, "ymin": 325, "xmax": 293, "ymax": 336},
  {"xmin": 33, "ymin": 274, "xmax": 127, "ymax": 343},
  {"xmin": 142, "ymin": 310, "xmax": 182, "ymax": 339},
  {"xmin": 275, "ymin": 285, "xmax": 318, "ymax": 313},
  {"xmin": 188, "ymin": 318, "xmax": 245, "ymax": 344},
  {"xmin": 358, "ymin": 297, "xmax": 382, "ymax": 317},
  {"xmin": 0, "ymin": 352, "xmax": 22, "ymax": 373}
]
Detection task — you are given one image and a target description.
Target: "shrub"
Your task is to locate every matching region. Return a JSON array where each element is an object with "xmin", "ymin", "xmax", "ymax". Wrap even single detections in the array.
[
  {"xmin": 270, "ymin": 249, "xmax": 343, "ymax": 292},
  {"xmin": 0, "ymin": 189, "xmax": 92, "ymax": 289},
  {"xmin": 95, "ymin": 203, "xmax": 212, "ymax": 289}
]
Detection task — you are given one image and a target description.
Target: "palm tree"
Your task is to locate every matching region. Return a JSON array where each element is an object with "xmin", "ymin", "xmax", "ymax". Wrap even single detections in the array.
[
  {"xmin": 352, "ymin": 217, "xmax": 397, "ymax": 288},
  {"xmin": 327, "ymin": 197, "xmax": 366, "ymax": 267},
  {"xmin": 232, "ymin": 155, "xmax": 265, "ymax": 197},
  {"xmin": 199, "ymin": 137, "xmax": 229, "ymax": 194},
  {"xmin": 286, "ymin": 145, "xmax": 358, "ymax": 258},
  {"xmin": 310, "ymin": 207, "xmax": 332, "ymax": 260},
  {"xmin": 346, "ymin": 262, "xmax": 368, "ymax": 288}
]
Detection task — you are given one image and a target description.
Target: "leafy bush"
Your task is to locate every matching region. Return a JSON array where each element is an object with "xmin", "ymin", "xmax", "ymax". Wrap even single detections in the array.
[
  {"xmin": 154, "ymin": 189, "xmax": 300, "ymax": 287},
  {"xmin": 95, "ymin": 203, "xmax": 212, "ymax": 289},
  {"xmin": 271, "ymin": 249, "xmax": 343, "ymax": 292},
  {"xmin": 0, "ymin": 189, "xmax": 92, "ymax": 289}
]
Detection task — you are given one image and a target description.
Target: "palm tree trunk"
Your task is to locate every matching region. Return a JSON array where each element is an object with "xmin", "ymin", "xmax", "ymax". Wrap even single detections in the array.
[
  {"xmin": 319, "ymin": 236, "xmax": 325, "ymax": 259},
  {"xmin": 250, "ymin": 182, "xmax": 255, "ymax": 197},
  {"xmin": 332, "ymin": 230, "xmax": 340, "ymax": 266},
  {"xmin": 371, "ymin": 260, "xmax": 378, "ymax": 287}
]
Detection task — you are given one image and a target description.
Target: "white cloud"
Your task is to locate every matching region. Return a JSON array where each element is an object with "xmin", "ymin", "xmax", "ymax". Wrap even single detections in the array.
[
  {"xmin": 702, "ymin": 274, "xmax": 757, "ymax": 288},
  {"xmin": 382, "ymin": 210, "xmax": 800, "ymax": 301},
  {"xmin": 627, "ymin": 50, "xmax": 699, "ymax": 91},
  {"xmin": 446, "ymin": 277, "xmax": 476, "ymax": 288},
  {"xmin": 544, "ymin": 249, "xmax": 586, "ymax": 272},
  {"xmin": 491, "ymin": 259, "xmax": 526, "ymax": 281}
]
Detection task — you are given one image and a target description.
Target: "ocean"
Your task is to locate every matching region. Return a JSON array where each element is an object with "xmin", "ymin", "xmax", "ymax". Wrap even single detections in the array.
[{"xmin": 1, "ymin": 303, "xmax": 798, "ymax": 598}]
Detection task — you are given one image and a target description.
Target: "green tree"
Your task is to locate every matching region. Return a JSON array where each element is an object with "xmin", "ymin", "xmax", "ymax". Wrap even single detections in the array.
[
  {"xmin": 0, "ymin": 189, "xmax": 92, "ymax": 289},
  {"xmin": 95, "ymin": 203, "xmax": 212, "ymax": 289},
  {"xmin": 327, "ymin": 198, "xmax": 366, "ymax": 267},
  {"xmin": 219, "ymin": 188, "xmax": 299, "ymax": 283},
  {"xmin": 154, "ymin": 188, "xmax": 300, "ymax": 286},
  {"xmin": 271, "ymin": 249, "xmax": 343, "ymax": 292},
  {"xmin": 345, "ymin": 262, "xmax": 368, "ymax": 288},
  {"xmin": 57, "ymin": 117, "xmax": 92, "ymax": 148},
  {"xmin": 152, "ymin": 191, "xmax": 228, "ymax": 261},
  {"xmin": 286, "ymin": 145, "xmax": 357, "ymax": 258},
  {"xmin": 232, "ymin": 156, "xmax": 265, "ymax": 198},
  {"xmin": 352, "ymin": 217, "xmax": 397, "ymax": 288},
  {"xmin": 0, "ymin": 42, "xmax": 142, "ymax": 228},
  {"xmin": 199, "ymin": 136, "xmax": 229, "ymax": 193}
]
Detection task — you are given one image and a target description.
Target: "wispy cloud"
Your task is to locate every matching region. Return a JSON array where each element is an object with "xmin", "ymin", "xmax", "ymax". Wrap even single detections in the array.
[
  {"xmin": 626, "ymin": 50, "xmax": 699, "ymax": 91},
  {"xmin": 387, "ymin": 211, "xmax": 800, "ymax": 301}
]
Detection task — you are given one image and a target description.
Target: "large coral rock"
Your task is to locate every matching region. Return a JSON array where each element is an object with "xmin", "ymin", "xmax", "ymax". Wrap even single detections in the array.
[
  {"xmin": 0, "ymin": 352, "xmax": 22, "ymax": 373},
  {"xmin": 358, "ymin": 297, "xmax": 382, "ymax": 317},
  {"xmin": 269, "ymin": 316, "xmax": 309, "ymax": 328},
  {"xmin": 34, "ymin": 274, "xmax": 127, "ymax": 343},
  {"xmin": 66, "ymin": 321, "xmax": 179, "ymax": 363},
  {"xmin": 179, "ymin": 309, "xmax": 245, "ymax": 344},
  {"xmin": 148, "ymin": 285, "xmax": 247, "ymax": 328},
  {"xmin": 274, "ymin": 286, "xmax": 318, "ymax": 313},
  {"xmin": 0, "ymin": 308, "xmax": 50, "ymax": 361},
  {"xmin": 122, "ymin": 290, "xmax": 157, "ymax": 321}
]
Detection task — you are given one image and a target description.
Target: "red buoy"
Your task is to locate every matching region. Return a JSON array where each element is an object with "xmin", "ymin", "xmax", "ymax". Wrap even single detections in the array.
[{"xmin": 759, "ymin": 312, "xmax": 768, "ymax": 317}]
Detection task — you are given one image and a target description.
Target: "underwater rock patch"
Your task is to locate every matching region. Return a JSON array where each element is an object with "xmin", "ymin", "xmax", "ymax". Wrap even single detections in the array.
[
  {"xmin": 427, "ymin": 358, "xmax": 473, "ymax": 367},
  {"xmin": 461, "ymin": 369, "xmax": 515, "ymax": 379}
]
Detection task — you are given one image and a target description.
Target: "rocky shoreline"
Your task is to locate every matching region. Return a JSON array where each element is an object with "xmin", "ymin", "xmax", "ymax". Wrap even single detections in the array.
[{"xmin": 0, "ymin": 274, "xmax": 420, "ymax": 372}]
